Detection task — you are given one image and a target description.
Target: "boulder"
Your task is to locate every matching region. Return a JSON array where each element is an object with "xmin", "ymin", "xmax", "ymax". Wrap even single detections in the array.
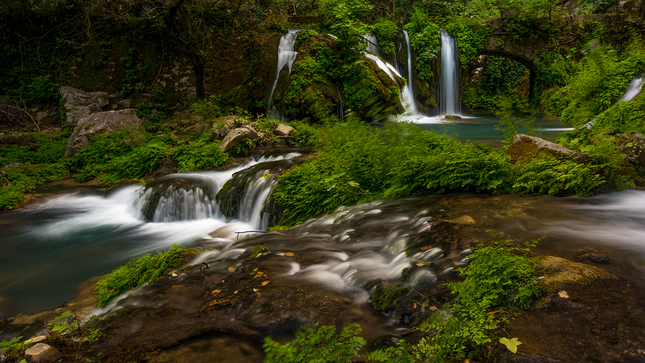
[
  {"xmin": 0, "ymin": 133, "xmax": 36, "ymax": 149},
  {"xmin": 219, "ymin": 125, "xmax": 263, "ymax": 152},
  {"xmin": 274, "ymin": 123, "xmax": 293, "ymax": 136},
  {"xmin": 65, "ymin": 109, "xmax": 142, "ymax": 157},
  {"xmin": 537, "ymin": 256, "xmax": 617, "ymax": 292},
  {"xmin": 212, "ymin": 116, "xmax": 245, "ymax": 139},
  {"xmin": 507, "ymin": 134, "xmax": 589, "ymax": 163},
  {"xmin": 443, "ymin": 114, "xmax": 462, "ymax": 121},
  {"xmin": 60, "ymin": 86, "xmax": 109, "ymax": 125},
  {"xmin": 24, "ymin": 343, "xmax": 63, "ymax": 363}
]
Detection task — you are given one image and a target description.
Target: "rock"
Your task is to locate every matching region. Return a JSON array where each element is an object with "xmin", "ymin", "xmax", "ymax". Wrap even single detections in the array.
[
  {"xmin": 212, "ymin": 116, "xmax": 243, "ymax": 139},
  {"xmin": 579, "ymin": 253, "xmax": 611, "ymax": 264},
  {"xmin": 443, "ymin": 114, "xmax": 462, "ymax": 121},
  {"xmin": 274, "ymin": 123, "xmax": 293, "ymax": 136},
  {"xmin": 3, "ymin": 162, "xmax": 30, "ymax": 169},
  {"xmin": 0, "ymin": 133, "xmax": 36, "ymax": 149},
  {"xmin": 60, "ymin": 86, "xmax": 109, "ymax": 125},
  {"xmin": 24, "ymin": 343, "xmax": 63, "ymax": 363},
  {"xmin": 445, "ymin": 215, "xmax": 476, "ymax": 225},
  {"xmin": 507, "ymin": 134, "xmax": 589, "ymax": 163},
  {"xmin": 219, "ymin": 125, "xmax": 263, "ymax": 152},
  {"xmin": 25, "ymin": 335, "xmax": 47, "ymax": 344},
  {"xmin": 65, "ymin": 109, "xmax": 143, "ymax": 157},
  {"xmin": 537, "ymin": 256, "xmax": 617, "ymax": 292}
]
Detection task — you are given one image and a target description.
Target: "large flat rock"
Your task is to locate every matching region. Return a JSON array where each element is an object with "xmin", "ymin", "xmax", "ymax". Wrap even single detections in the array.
[{"xmin": 507, "ymin": 134, "xmax": 588, "ymax": 163}]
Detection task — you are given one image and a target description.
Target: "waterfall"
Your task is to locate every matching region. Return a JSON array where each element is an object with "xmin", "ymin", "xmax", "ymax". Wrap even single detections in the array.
[
  {"xmin": 401, "ymin": 30, "xmax": 417, "ymax": 113},
  {"xmin": 620, "ymin": 76, "xmax": 644, "ymax": 102},
  {"xmin": 363, "ymin": 32, "xmax": 380, "ymax": 55},
  {"xmin": 439, "ymin": 29, "xmax": 461, "ymax": 116},
  {"xmin": 268, "ymin": 29, "xmax": 300, "ymax": 119},
  {"xmin": 131, "ymin": 154, "xmax": 299, "ymax": 229}
]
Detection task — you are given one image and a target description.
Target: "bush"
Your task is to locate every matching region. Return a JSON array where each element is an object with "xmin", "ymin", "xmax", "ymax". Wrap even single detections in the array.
[
  {"xmin": 0, "ymin": 162, "xmax": 69, "ymax": 210},
  {"xmin": 173, "ymin": 134, "xmax": 229, "ymax": 171},
  {"xmin": 263, "ymin": 324, "xmax": 366, "ymax": 363},
  {"xmin": 95, "ymin": 245, "xmax": 193, "ymax": 307},
  {"xmin": 72, "ymin": 131, "xmax": 170, "ymax": 184}
]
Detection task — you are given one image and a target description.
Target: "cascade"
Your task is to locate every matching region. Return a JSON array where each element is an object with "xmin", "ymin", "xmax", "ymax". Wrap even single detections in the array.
[
  {"xmin": 439, "ymin": 29, "xmax": 461, "ymax": 116},
  {"xmin": 619, "ymin": 76, "xmax": 644, "ymax": 102},
  {"xmin": 131, "ymin": 154, "xmax": 299, "ymax": 229},
  {"xmin": 268, "ymin": 29, "xmax": 300, "ymax": 119},
  {"xmin": 363, "ymin": 32, "xmax": 380, "ymax": 55},
  {"xmin": 401, "ymin": 30, "xmax": 417, "ymax": 113}
]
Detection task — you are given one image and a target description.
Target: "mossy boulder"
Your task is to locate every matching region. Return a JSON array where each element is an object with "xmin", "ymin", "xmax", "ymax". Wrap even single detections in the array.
[{"xmin": 507, "ymin": 134, "xmax": 590, "ymax": 164}]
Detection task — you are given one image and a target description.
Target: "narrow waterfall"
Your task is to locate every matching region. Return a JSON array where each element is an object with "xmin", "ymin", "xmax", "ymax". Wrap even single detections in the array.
[
  {"xmin": 439, "ymin": 29, "xmax": 460, "ymax": 116},
  {"xmin": 268, "ymin": 29, "xmax": 299, "ymax": 119},
  {"xmin": 401, "ymin": 30, "xmax": 417, "ymax": 113},
  {"xmin": 619, "ymin": 76, "xmax": 644, "ymax": 102},
  {"xmin": 363, "ymin": 32, "xmax": 380, "ymax": 55}
]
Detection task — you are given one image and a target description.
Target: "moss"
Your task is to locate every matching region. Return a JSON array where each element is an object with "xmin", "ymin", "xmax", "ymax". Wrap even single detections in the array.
[
  {"xmin": 369, "ymin": 284, "xmax": 410, "ymax": 313},
  {"xmin": 249, "ymin": 245, "xmax": 269, "ymax": 259}
]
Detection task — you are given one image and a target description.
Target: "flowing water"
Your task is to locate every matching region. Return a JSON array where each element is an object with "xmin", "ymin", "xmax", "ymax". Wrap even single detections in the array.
[
  {"xmin": 619, "ymin": 76, "xmax": 643, "ymax": 102},
  {"xmin": 0, "ymin": 153, "xmax": 300, "ymax": 317},
  {"xmin": 439, "ymin": 29, "xmax": 460, "ymax": 116},
  {"xmin": 363, "ymin": 32, "xmax": 380, "ymax": 55},
  {"xmin": 268, "ymin": 29, "xmax": 300, "ymax": 120}
]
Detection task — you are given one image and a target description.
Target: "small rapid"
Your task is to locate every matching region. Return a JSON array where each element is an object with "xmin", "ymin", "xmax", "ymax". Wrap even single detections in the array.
[
  {"xmin": 0, "ymin": 152, "xmax": 299, "ymax": 317},
  {"xmin": 268, "ymin": 29, "xmax": 300, "ymax": 120}
]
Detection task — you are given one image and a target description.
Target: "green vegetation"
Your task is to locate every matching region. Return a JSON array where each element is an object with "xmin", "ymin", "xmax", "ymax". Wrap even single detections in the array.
[
  {"xmin": 404, "ymin": 9, "xmax": 440, "ymax": 81},
  {"xmin": 262, "ymin": 231, "xmax": 540, "ymax": 362},
  {"xmin": 264, "ymin": 324, "xmax": 366, "ymax": 363},
  {"xmin": 72, "ymin": 130, "xmax": 170, "ymax": 185},
  {"xmin": 372, "ymin": 19, "xmax": 399, "ymax": 56},
  {"xmin": 173, "ymin": 134, "xmax": 229, "ymax": 172},
  {"xmin": 95, "ymin": 245, "xmax": 196, "ymax": 307}
]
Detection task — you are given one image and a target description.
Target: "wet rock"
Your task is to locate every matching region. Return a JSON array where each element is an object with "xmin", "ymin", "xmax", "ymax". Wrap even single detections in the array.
[
  {"xmin": 537, "ymin": 256, "xmax": 617, "ymax": 291},
  {"xmin": 220, "ymin": 125, "xmax": 264, "ymax": 152},
  {"xmin": 578, "ymin": 253, "xmax": 610, "ymax": 264},
  {"xmin": 445, "ymin": 215, "xmax": 476, "ymax": 225},
  {"xmin": 507, "ymin": 134, "xmax": 589, "ymax": 163},
  {"xmin": 0, "ymin": 133, "xmax": 36, "ymax": 149},
  {"xmin": 24, "ymin": 343, "xmax": 63, "ymax": 362},
  {"xmin": 25, "ymin": 335, "xmax": 47, "ymax": 344},
  {"xmin": 136, "ymin": 177, "xmax": 218, "ymax": 222},
  {"xmin": 273, "ymin": 123, "xmax": 293, "ymax": 136},
  {"xmin": 65, "ymin": 109, "xmax": 143, "ymax": 157},
  {"xmin": 60, "ymin": 86, "xmax": 109, "ymax": 125},
  {"xmin": 443, "ymin": 114, "xmax": 462, "ymax": 121}
]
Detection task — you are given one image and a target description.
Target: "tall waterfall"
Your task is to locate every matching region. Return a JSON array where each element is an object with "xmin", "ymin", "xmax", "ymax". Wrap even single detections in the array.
[
  {"xmin": 268, "ymin": 29, "xmax": 299, "ymax": 119},
  {"xmin": 439, "ymin": 29, "xmax": 460, "ymax": 116},
  {"xmin": 401, "ymin": 30, "xmax": 417, "ymax": 113}
]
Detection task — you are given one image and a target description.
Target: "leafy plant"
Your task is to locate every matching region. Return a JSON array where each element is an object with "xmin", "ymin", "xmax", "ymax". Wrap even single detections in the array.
[
  {"xmin": 172, "ymin": 134, "xmax": 229, "ymax": 171},
  {"xmin": 263, "ymin": 324, "xmax": 365, "ymax": 363},
  {"xmin": 95, "ymin": 245, "xmax": 194, "ymax": 307}
]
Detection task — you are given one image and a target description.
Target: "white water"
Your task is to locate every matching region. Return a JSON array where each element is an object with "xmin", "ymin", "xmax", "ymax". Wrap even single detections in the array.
[
  {"xmin": 619, "ymin": 76, "xmax": 643, "ymax": 102},
  {"xmin": 26, "ymin": 154, "xmax": 299, "ymax": 257},
  {"xmin": 583, "ymin": 75, "xmax": 644, "ymax": 129},
  {"xmin": 439, "ymin": 29, "xmax": 461, "ymax": 117},
  {"xmin": 363, "ymin": 32, "xmax": 380, "ymax": 55},
  {"xmin": 268, "ymin": 29, "xmax": 300, "ymax": 119},
  {"xmin": 401, "ymin": 30, "xmax": 417, "ymax": 114}
]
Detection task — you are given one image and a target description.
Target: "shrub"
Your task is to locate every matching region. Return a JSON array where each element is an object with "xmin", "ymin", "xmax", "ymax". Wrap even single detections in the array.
[
  {"xmin": 263, "ymin": 324, "xmax": 366, "ymax": 363},
  {"xmin": 172, "ymin": 134, "xmax": 229, "ymax": 171},
  {"xmin": 0, "ymin": 162, "xmax": 69, "ymax": 210},
  {"xmin": 95, "ymin": 245, "xmax": 193, "ymax": 307}
]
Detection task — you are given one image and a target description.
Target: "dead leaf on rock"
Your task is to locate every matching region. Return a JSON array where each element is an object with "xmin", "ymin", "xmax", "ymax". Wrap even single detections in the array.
[
  {"xmin": 416, "ymin": 263, "xmax": 424, "ymax": 266},
  {"xmin": 254, "ymin": 272, "xmax": 264, "ymax": 279},
  {"xmin": 261, "ymin": 281, "xmax": 270, "ymax": 286},
  {"xmin": 558, "ymin": 290, "xmax": 569, "ymax": 299},
  {"xmin": 429, "ymin": 306, "xmax": 438, "ymax": 311},
  {"xmin": 228, "ymin": 266, "xmax": 235, "ymax": 272},
  {"xmin": 284, "ymin": 252, "xmax": 294, "ymax": 257},
  {"xmin": 212, "ymin": 289, "xmax": 221, "ymax": 295},
  {"xmin": 253, "ymin": 267, "xmax": 258, "ymax": 271},
  {"xmin": 171, "ymin": 272, "xmax": 177, "ymax": 277},
  {"xmin": 420, "ymin": 246, "xmax": 431, "ymax": 250}
]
